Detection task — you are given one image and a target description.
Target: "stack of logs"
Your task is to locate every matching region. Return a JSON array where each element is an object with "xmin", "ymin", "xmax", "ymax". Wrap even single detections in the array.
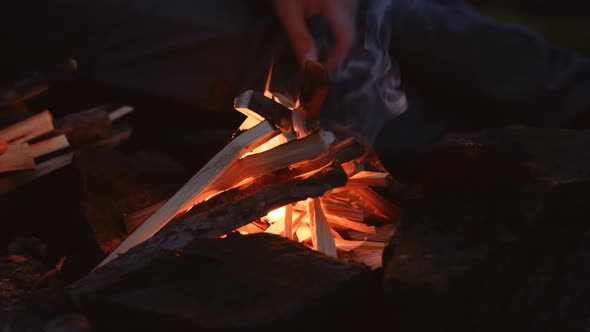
[
  {"xmin": 0, "ymin": 104, "xmax": 134, "ymax": 195},
  {"xmin": 98, "ymin": 86, "xmax": 400, "ymax": 271}
]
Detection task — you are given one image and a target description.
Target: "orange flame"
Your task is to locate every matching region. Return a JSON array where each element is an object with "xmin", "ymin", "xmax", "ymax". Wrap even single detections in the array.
[{"xmin": 264, "ymin": 61, "xmax": 273, "ymax": 99}]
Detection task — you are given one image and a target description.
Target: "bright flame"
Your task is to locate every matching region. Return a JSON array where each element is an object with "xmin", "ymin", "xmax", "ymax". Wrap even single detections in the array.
[
  {"xmin": 265, "ymin": 206, "xmax": 286, "ymax": 224},
  {"xmin": 264, "ymin": 61, "xmax": 273, "ymax": 99}
]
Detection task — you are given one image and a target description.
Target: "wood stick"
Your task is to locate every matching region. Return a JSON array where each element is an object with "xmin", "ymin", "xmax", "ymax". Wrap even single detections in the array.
[
  {"xmin": 0, "ymin": 152, "xmax": 74, "ymax": 195},
  {"xmin": 289, "ymin": 137, "xmax": 363, "ymax": 177},
  {"xmin": 320, "ymin": 202, "xmax": 365, "ymax": 222},
  {"xmin": 264, "ymin": 208, "xmax": 304, "ymax": 238},
  {"xmin": 334, "ymin": 238, "xmax": 366, "ymax": 252},
  {"xmin": 234, "ymin": 90, "xmax": 293, "ymax": 132},
  {"xmin": 341, "ymin": 223, "xmax": 396, "ymax": 243},
  {"xmin": 0, "ymin": 143, "xmax": 34, "ymax": 173},
  {"xmin": 201, "ymin": 130, "xmax": 335, "ymax": 198},
  {"xmin": 341, "ymin": 160, "xmax": 381, "ymax": 177},
  {"xmin": 238, "ymin": 116, "xmax": 262, "ymax": 131},
  {"xmin": 108, "ymin": 105, "xmax": 134, "ymax": 122},
  {"xmin": 326, "ymin": 215, "xmax": 376, "ymax": 234},
  {"xmin": 96, "ymin": 120, "xmax": 280, "ymax": 269},
  {"xmin": 284, "ymin": 204, "xmax": 293, "ymax": 240},
  {"xmin": 0, "ymin": 110, "xmax": 54, "ymax": 143},
  {"xmin": 346, "ymin": 171, "xmax": 391, "ymax": 188},
  {"xmin": 124, "ymin": 201, "xmax": 166, "ymax": 234},
  {"xmin": 30, "ymin": 134, "xmax": 70, "ymax": 159},
  {"xmin": 307, "ymin": 197, "xmax": 337, "ymax": 257},
  {"xmin": 121, "ymin": 136, "xmax": 361, "ymax": 236},
  {"xmin": 352, "ymin": 187, "xmax": 401, "ymax": 222},
  {"xmin": 293, "ymin": 200, "xmax": 365, "ymax": 223},
  {"xmin": 296, "ymin": 223, "xmax": 312, "ymax": 242},
  {"xmin": 91, "ymin": 125, "xmax": 133, "ymax": 150}
]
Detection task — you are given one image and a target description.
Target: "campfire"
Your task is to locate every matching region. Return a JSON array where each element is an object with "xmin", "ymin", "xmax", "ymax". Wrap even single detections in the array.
[{"xmin": 96, "ymin": 60, "xmax": 400, "ymax": 271}]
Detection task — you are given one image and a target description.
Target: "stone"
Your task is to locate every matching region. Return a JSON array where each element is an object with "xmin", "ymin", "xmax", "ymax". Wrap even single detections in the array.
[{"xmin": 382, "ymin": 126, "xmax": 590, "ymax": 332}]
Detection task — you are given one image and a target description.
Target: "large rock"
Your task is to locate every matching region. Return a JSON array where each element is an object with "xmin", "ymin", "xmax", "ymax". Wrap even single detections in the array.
[
  {"xmin": 72, "ymin": 233, "xmax": 380, "ymax": 330},
  {"xmin": 74, "ymin": 148, "xmax": 188, "ymax": 255},
  {"xmin": 382, "ymin": 126, "xmax": 590, "ymax": 332}
]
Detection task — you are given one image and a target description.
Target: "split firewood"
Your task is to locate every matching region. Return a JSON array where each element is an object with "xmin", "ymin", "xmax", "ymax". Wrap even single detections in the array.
[
  {"xmin": 318, "ymin": 201, "xmax": 365, "ymax": 222},
  {"xmin": 334, "ymin": 238, "xmax": 366, "ymax": 252},
  {"xmin": 238, "ymin": 116, "xmax": 262, "ymax": 131},
  {"xmin": 352, "ymin": 186, "xmax": 401, "ymax": 222},
  {"xmin": 0, "ymin": 152, "xmax": 74, "ymax": 195},
  {"xmin": 326, "ymin": 215, "xmax": 377, "ymax": 234},
  {"xmin": 123, "ymin": 201, "xmax": 166, "ymax": 234},
  {"xmin": 296, "ymin": 222, "xmax": 312, "ymax": 242},
  {"xmin": 201, "ymin": 130, "xmax": 335, "ymax": 197},
  {"xmin": 69, "ymin": 165, "xmax": 348, "ymax": 300},
  {"xmin": 90, "ymin": 124, "xmax": 133, "ymax": 150},
  {"xmin": 0, "ymin": 143, "xmax": 34, "ymax": 172},
  {"xmin": 29, "ymin": 134, "xmax": 70, "ymax": 158},
  {"xmin": 0, "ymin": 134, "xmax": 71, "ymax": 173},
  {"xmin": 293, "ymin": 200, "xmax": 364, "ymax": 223},
  {"xmin": 289, "ymin": 137, "xmax": 364, "ymax": 177},
  {"xmin": 346, "ymin": 171, "xmax": 391, "ymax": 188},
  {"xmin": 341, "ymin": 223, "xmax": 396, "ymax": 243},
  {"xmin": 347, "ymin": 241, "xmax": 387, "ymax": 270},
  {"xmin": 0, "ymin": 110, "xmax": 53, "ymax": 144},
  {"xmin": 341, "ymin": 159, "xmax": 383, "ymax": 177},
  {"xmin": 284, "ymin": 204, "xmax": 293, "ymax": 240},
  {"xmin": 122, "ymin": 135, "xmax": 364, "ymax": 235},
  {"xmin": 307, "ymin": 197, "xmax": 337, "ymax": 257},
  {"xmin": 97, "ymin": 120, "xmax": 280, "ymax": 269},
  {"xmin": 55, "ymin": 105, "xmax": 134, "ymax": 146},
  {"xmin": 234, "ymin": 90, "xmax": 293, "ymax": 132},
  {"xmin": 328, "ymin": 186, "xmax": 400, "ymax": 223}
]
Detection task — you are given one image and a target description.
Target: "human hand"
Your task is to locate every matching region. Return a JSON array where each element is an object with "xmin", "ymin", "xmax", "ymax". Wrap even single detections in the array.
[
  {"xmin": 0, "ymin": 140, "xmax": 7, "ymax": 155},
  {"xmin": 271, "ymin": 0, "xmax": 358, "ymax": 72}
]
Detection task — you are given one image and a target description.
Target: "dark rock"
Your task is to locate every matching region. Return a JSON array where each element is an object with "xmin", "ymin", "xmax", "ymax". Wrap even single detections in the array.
[
  {"xmin": 382, "ymin": 126, "xmax": 590, "ymax": 332},
  {"xmin": 73, "ymin": 233, "xmax": 380, "ymax": 331},
  {"xmin": 0, "ymin": 239, "xmax": 89, "ymax": 332},
  {"xmin": 74, "ymin": 148, "xmax": 189, "ymax": 255}
]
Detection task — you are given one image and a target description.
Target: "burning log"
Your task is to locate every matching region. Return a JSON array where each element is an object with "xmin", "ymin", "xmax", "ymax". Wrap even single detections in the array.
[
  {"xmin": 346, "ymin": 171, "xmax": 391, "ymax": 188},
  {"xmin": 202, "ymin": 129, "xmax": 335, "ymax": 196},
  {"xmin": 307, "ymin": 197, "xmax": 337, "ymax": 257},
  {"xmin": 68, "ymin": 164, "xmax": 348, "ymax": 301},
  {"xmin": 234, "ymin": 90, "xmax": 293, "ymax": 132},
  {"xmin": 97, "ymin": 120, "xmax": 280, "ymax": 268},
  {"xmin": 122, "ymin": 135, "xmax": 365, "ymax": 234}
]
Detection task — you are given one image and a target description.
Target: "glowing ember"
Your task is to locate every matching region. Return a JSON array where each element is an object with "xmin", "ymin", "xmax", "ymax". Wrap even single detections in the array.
[{"xmin": 264, "ymin": 206, "xmax": 286, "ymax": 224}]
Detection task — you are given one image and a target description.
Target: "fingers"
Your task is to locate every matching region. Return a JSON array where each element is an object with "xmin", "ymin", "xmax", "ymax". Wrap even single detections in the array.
[
  {"xmin": 323, "ymin": 2, "xmax": 356, "ymax": 71},
  {"xmin": 0, "ymin": 140, "xmax": 7, "ymax": 155},
  {"xmin": 272, "ymin": 1, "xmax": 318, "ymax": 65}
]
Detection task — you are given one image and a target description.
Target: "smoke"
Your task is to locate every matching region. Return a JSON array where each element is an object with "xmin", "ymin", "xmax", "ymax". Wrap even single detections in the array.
[{"xmin": 322, "ymin": 0, "xmax": 407, "ymax": 144}]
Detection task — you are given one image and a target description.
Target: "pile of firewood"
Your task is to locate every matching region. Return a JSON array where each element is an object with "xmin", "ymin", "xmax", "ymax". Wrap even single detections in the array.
[
  {"xmin": 97, "ymin": 61, "xmax": 400, "ymax": 271},
  {"xmin": 0, "ymin": 104, "xmax": 134, "ymax": 195}
]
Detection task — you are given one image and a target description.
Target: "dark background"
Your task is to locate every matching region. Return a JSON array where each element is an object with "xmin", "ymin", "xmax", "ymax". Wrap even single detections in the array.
[{"xmin": 470, "ymin": 0, "xmax": 590, "ymax": 57}]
